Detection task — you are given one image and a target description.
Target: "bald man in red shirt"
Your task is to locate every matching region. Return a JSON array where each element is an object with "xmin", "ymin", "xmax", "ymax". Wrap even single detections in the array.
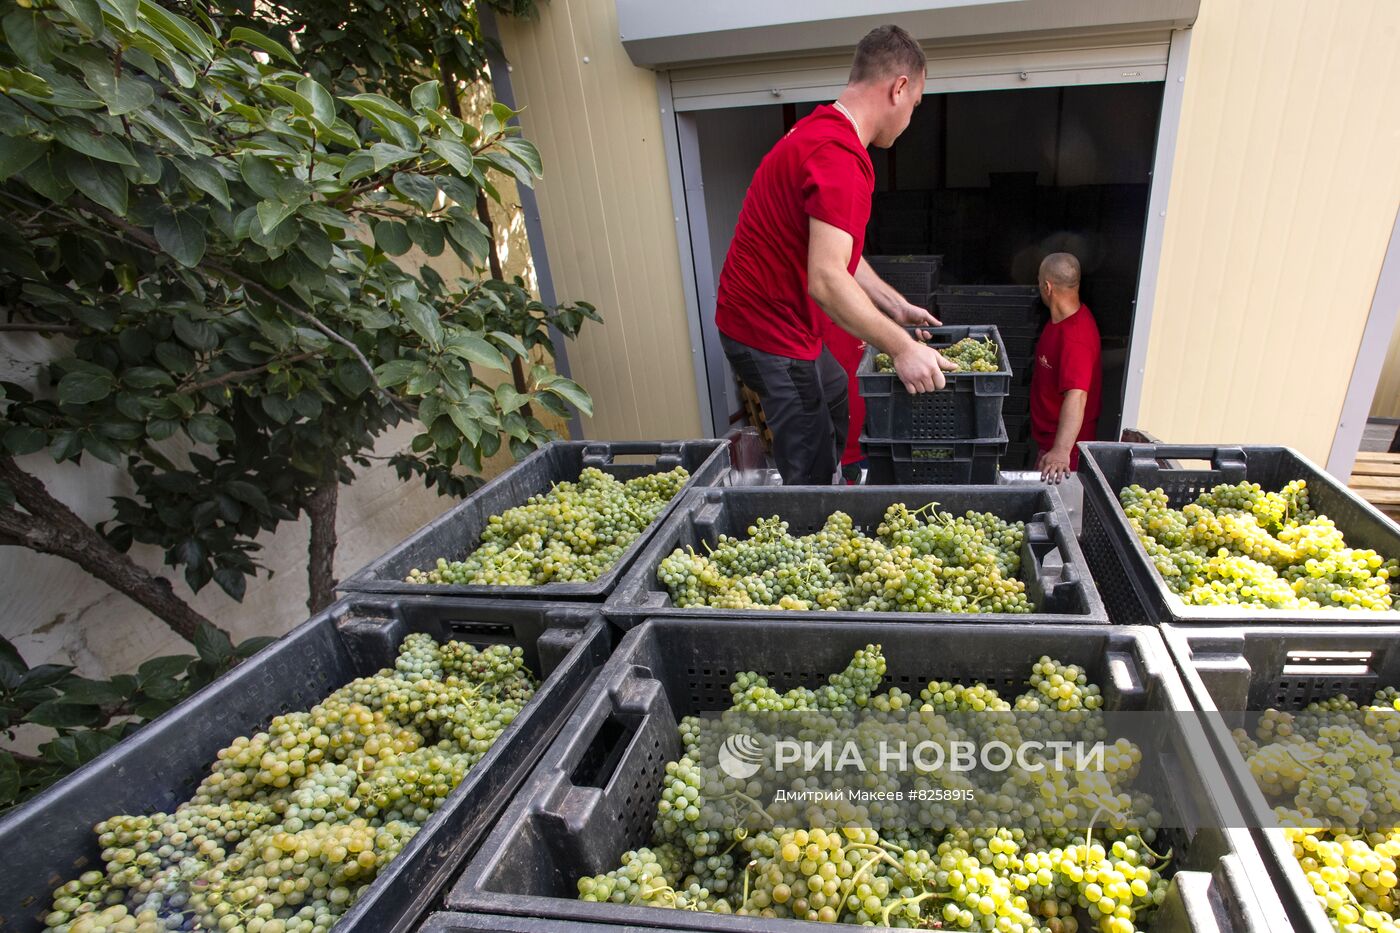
[
  {"xmin": 1032, "ymin": 252, "xmax": 1103, "ymax": 484},
  {"xmin": 716, "ymin": 25, "xmax": 954, "ymax": 485}
]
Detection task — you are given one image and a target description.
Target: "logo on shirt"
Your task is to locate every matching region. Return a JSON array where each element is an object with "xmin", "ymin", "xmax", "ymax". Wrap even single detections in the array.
[{"xmin": 1039, "ymin": 355, "xmax": 1052, "ymax": 369}]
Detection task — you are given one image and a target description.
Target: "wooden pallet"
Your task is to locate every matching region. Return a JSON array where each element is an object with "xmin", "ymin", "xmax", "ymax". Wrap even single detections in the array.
[{"xmin": 1349, "ymin": 451, "xmax": 1400, "ymax": 522}]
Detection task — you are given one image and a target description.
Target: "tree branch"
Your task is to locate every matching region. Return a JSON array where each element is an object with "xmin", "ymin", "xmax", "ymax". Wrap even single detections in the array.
[
  {"xmin": 179, "ymin": 351, "xmax": 318, "ymax": 394},
  {"xmin": 0, "ymin": 457, "xmax": 222, "ymax": 644},
  {"xmin": 0, "ymin": 323, "xmax": 82, "ymax": 335}
]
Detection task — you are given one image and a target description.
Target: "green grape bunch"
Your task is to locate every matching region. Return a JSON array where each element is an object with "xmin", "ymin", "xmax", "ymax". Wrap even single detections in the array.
[
  {"xmin": 874, "ymin": 335, "xmax": 1002, "ymax": 375},
  {"xmin": 658, "ymin": 502, "xmax": 1032, "ymax": 614},
  {"xmin": 42, "ymin": 634, "xmax": 537, "ymax": 933},
  {"xmin": 1120, "ymin": 480, "xmax": 1398, "ymax": 612},
  {"xmin": 407, "ymin": 466, "xmax": 690, "ymax": 587},
  {"xmin": 578, "ymin": 648, "xmax": 1175, "ymax": 932},
  {"xmin": 1240, "ymin": 687, "xmax": 1400, "ymax": 932}
]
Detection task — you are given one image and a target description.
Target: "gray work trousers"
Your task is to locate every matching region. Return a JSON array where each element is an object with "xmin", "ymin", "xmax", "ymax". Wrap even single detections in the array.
[{"xmin": 721, "ymin": 333, "xmax": 849, "ymax": 486}]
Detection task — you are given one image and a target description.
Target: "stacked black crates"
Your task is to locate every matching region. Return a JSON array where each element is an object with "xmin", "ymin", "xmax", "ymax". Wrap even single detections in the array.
[
  {"xmin": 856, "ymin": 323, "xmax": 1011, "ymax": 484},
  {"xmin": 932, "ymin": 285, "xmax": 1046, "ymax": 471}
]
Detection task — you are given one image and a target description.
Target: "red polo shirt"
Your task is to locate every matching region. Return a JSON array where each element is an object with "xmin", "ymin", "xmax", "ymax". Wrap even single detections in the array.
[
  {"xmin": 1030, "ymin": 304, "xmax": 1102, "ymax": 469},
  {"xmin": 715, "ymin": 105, "xmax": 874, "ymax": 360}
]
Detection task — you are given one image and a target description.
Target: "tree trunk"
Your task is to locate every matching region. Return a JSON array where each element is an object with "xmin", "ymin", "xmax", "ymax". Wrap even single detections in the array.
[
  {"xmin": 0, "ymin": 457, "xmax": 220, "ymax": 644},
  {"xmin": 306, "ymin": 469, "xmax": 339, "ymax": 615}
]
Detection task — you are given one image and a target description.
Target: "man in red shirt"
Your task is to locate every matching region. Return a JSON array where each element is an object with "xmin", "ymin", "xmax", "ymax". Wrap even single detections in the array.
[
  {"xmin": 1031, "ymin": 252, "xmax": 1102, "ymax": 484},
  {"xmin": 715, "ymin": 25, "xmax": 953, "ymax": 485}
]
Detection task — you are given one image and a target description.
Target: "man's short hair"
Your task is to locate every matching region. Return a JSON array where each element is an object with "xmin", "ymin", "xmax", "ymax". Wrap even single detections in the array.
[
  {"xmin": 1040, "ymin": 252, "xmax": 1081, "ymax": 288},
  {"xmin": 849, "ymin": 25, "xmax": 926, "ymax": 85}
]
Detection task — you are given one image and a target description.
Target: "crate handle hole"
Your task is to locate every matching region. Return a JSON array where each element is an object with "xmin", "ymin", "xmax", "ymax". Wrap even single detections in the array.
[
  {"xmin": 569, "ymin": 713, "xmax": 637, "ymax": 790},
  {"xmin": 1283, "ymin": 649, "xmax": 1373, "ymax": 677}
]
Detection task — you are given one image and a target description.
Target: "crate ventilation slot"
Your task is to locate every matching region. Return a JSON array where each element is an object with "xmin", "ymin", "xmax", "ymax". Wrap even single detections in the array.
[{"xmin": 446, "ymin": 620, "xmax": 515, "ymax": 640}]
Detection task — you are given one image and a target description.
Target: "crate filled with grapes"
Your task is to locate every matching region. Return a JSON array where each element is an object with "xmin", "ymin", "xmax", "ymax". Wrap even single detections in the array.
[
  {"xmin": 437, "ymin": 617, "xmax": 1285, "ymax": 933},
  {"xmin": 1078, "ymin": 443, "xmax": 1400, "ymax": 626},
  {"xmin": 605, "ymin": 485, "xmax": 1106, "ymax": 627},
  {"xmin": 338, "ymin": 440, "xmax": 730, "ymax": 601},
  {"xmin": 857, "ymin": 325, "xmax": 1012, "ymax": 441},
  {"xmin": 1163, "ymin": 624, "xmax": 1400, "ymax": 933},
  {"xmin": 0, "ymin": 597, "xmax": 610, "ymax": 933}
]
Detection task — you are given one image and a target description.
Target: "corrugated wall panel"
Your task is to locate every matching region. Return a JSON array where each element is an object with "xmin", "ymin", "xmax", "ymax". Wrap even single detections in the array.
[
  {"xmin": 1138, "ymin": 0, "xmax": 1400, "ymax": 461},
  {"xmin": 499, "ymin": 1, "xmax": 703, "ymax": 441}
]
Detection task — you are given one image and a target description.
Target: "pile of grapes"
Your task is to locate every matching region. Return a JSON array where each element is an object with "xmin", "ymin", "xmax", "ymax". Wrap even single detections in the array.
[
  {"xmin": 578, "ymin": 646, "xmax": 1176, "ymax": 932},
  {"xmin": 1119, "ymin": 480, "xmax": 1399, "ymax": 610},
  {"xmin": 1231, "ymin": 689, "xmax": 1400, "ymax": 931},
  {"xmin": 406, "ymin": 466, "xmax": 690, "ymax": 586},
  {"xmin": 874, "ymin": 335, "xmax": 1001, "ymax": 375},
  {"xmin": 42, "ymin": 634, "xmax": 536, "ymax": 933},
  {"xmin": 658, "ymin": 503, "xmax": 1032, "ymax": 613}
]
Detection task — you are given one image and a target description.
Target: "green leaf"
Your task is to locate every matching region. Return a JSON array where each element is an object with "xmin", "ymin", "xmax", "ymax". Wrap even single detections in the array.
[
  {"xmin": 55, "ymin": 0, "xmax": 104, "ymax": 37},
  {"xmin": 426, "ymin": 137, "xmax": 474, "ymax": 176},
  {"xmin": 60, "ymin": 677, "xmax": 128, "ymax": 705},
  {"xmin": 122, "ymin": 367, "xmax": 174, "ymax": 389},
  {"xmin": 0, "ymin": 137, "xmax": 46, "ymax": 181},
  {"xmin": 239, "ymin": 154, "xmax": 282, "ymax": 200},
  {"xmin": 445, "ymin": 332, "xmax": 507, "ymax": 370},
  {"xmin": 61, "ymin": 151, "xmax": 128, "ymax": 213},
  {"xmin": 260, "ymin": 395, "xmax": 295, "ymax": 423},
  {"xmin": 411, "ymin": 80, "xmax": 442, "ymax": 112},
  {"xmin": 235, "ymin": 636, "xmax": 278, "ymax": 658},
  {"xmin": 4, "ymin": 9, "xmax": 53, "ymax": 67},
  {"xmin": 172, "ymin": 315, "xmax": 217, "ymax": 351},
  {"xmin": 137, "ymin": 655, "xmax": 192, "ymax": 686},
  {"xmin": 296, "ymin": 76, "xmax": 335, "ymax": 128},
  {"xmin": 0, "ymin": 753, "xmax": 18, "ymax": 804},
  {"xmin": 137, "ymin": 0, "xmax": 213, "ymax": 60},
  {"xmin": 369, "ymin": 142, "xmax": 417, "ymax": 172},
  {"xmin": 495, "ymin": 382, "xmax": 529, "ymax": 414},
  {"xmin": 343, "ymin": 93, "xmax": 419, "ymax": 147},
  {"xmin": 542, "ymin": 376, "xmax": 594, "ymax": 418},
  {"xmin": 193, "ymin": 622, "xmax": 234, "ymax": 666},
  {"xmin": 503, "ymin": 410, "xmax": 529, "ymax": 442},
  {"xmin": 53, "ymin": 122, "xmax": 136, "ymax": 166},
  {"xmin": 4, "ymin": 424, "xmax": 46, "ymax": 455},
  {"xmin": 392, "ymin": 172, "xmax": 438, "ymax": 212},
  {"xmin": 490, "ymin": 330, "xmax": 530, "ymax": 359},
  {"xmin": 228, "ymin": 26, "xmax": 298, "ymax": 65},
  {"xmin": 405, "ymin": 216, "xmax": 445, "ymax": 256},
  {"xmin": 57, "ymin": 368, "xmax": 114, "ymax": 405},
  {"xmin": 25, "ymin": 699, "xmax": 101, "ymax": 728},
  {"xmin": 498, "ymin": 137, "xmax": 544, "ymax": 178},
  {"xmin": 80, "ymin": 62, "xmax": 154, "ymax": 116},
  {"xmin": 186, "ymin": 413, "xmax": 232, "ymax": 444},
  {"xmin": 256, "ymin": 198, "xmax": 298, "ymax": 235},
  {"xmin": 374, "ymin": 359, "xmax": 419, "ymax": 387},
  {"xmin": 447, "ymin": 402, "xmax": 482, "ymax": 446},
  {"xmin": 154, "ymin": 209, "xmax": 206, "ymax": 267},
  {"xmin": 174, "ymin": 158, "xmax": 231, "ymax": 208},
  {"xmin": 402, "ymin": 300, "xmax": 443, "ymax": 347},
  {"xmin": 445, "ymin": 212, "xmax": 492, "ymax": 264},
  {"xmin": 372, "ymin": 219, "xmax": 412, "ymax": 256}
]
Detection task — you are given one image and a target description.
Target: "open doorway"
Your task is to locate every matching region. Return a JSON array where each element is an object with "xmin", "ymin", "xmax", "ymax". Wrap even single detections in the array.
[{"xmin": 693, "ymin": 80, "xmax": 1164, "ymax": 469}]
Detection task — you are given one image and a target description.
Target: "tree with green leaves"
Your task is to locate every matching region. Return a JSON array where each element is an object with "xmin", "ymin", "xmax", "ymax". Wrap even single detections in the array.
[{"xmin": 0, "ymin": 0, "xmax": 597, "ymax": 806}]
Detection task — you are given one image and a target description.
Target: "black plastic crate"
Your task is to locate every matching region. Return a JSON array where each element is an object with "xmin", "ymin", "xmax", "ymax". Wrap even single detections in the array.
[
  {"xmin": 339, "ymin": 440, "xmax": 730, "ymax": 600},
  {"xmin": 1079, "ymin": 442, "xmax": 1400, "ymax": 626},
  {"xmin": 1163, "ymin": 624, "xmax": 1400, "ymax": 933},
  {"xmin": 862, "ymin": 428, "xmax": 1006, "ymax": 485},
  {"xmin": 857, "ymin": 325, "xmax": 1011, "ymax": 440},
  {"xmin": 0, "ymin": 597, "xmax": 611, "ymax": 933},
  {"xmin": 605, "ymin": 484, "xmax": 1107, "ymax": 626},
  {"xmin": 442, "ymin": 617, "xmax": 1280, "ymax": 933},
  {"xmin": 933, "ymin": 285, "xmax": 1043, "ymax": 331},
  {"xmin": 866, "ymin": 254, "xmax": 942, "ymax": 303}
]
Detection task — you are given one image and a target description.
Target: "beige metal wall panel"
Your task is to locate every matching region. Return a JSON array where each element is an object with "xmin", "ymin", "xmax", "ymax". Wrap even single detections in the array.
[
  {"xmin": 1373, "ymin": 319, "xmax": 1400, "ymax": 420},
  {"xmin": 498, "ymin": 1, "xmax": 703, "ymax": 441},
  {"xmin": 1138, "ymin": 0, "xmax": 1400, "ymax": 462}
]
